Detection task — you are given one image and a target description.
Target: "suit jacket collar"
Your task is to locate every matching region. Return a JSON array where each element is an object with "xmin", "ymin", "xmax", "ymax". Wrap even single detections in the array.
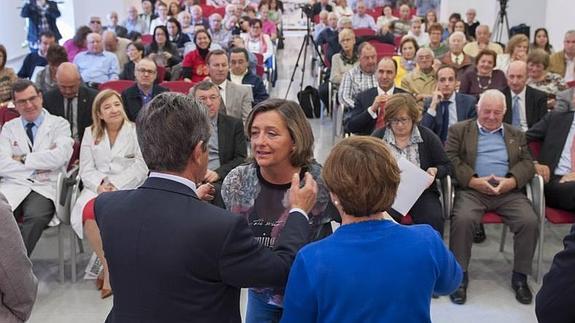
[{"xmin": 140, "ymin": 176, "xmax": 199, "ymax": 200}]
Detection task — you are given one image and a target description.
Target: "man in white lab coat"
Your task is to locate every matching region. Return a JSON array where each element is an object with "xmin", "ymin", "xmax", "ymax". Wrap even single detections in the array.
[{"xmin": 0, "ymin": 79, "xmax": 74, "ymax": 255}]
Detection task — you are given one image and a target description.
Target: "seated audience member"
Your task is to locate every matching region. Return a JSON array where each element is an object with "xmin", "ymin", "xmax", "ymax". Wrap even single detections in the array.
[
  {"xmin": 281, "ymin": 135, "xmax": 461, "ymax": 323},
  {"xmin": 338, "ymin": 42, "xmax": 378, "ymax": 110},
  {"xmin": 459, "ymin": 49, "xmax": 507, "ymax": 99},
  {"xmin": 0, "ymin": 79, "xmax": 74, "ymax": 255},
  {"xmin": 440, "ymin": 31, "xmax": 473, "ymax": 80},
  {"xmin": 453, "ymin": 20, "xmax": 470, "ymax": 42},
  {"xmin": 168, "ymin": 2, "xmax": 181, "ymax": 18},
  {"xmin": 206, "ymin": 50, "xmax": 253, "ymax": 123},
  {"xmin": 139, "ymin": 0, "xmax": 157, "ymax": 33},
  {"xmin": 314, "ymin": 11, "xmax": 329, "ymax": 41},
  {"xmin": 44, "ymin": 63, "xmax": 98, "ymax": 141},
  {"xmin": 166, "ymin": 17, "xmax": 191, "ymax": 52},
  {"xmin": 105, "ymin": 11, "xmax": 128, "ymax": 38},
  {"xmin": 89, "ymin": 16, "xmax": 104, "ymax": 34},
  {"xmin": 242, "ymin": 19, "xmax": 274, "ymax": 65},
  {"xmin": 229, "ymin": 36, "xmax": 257, "ymax": 75},
  {"xmin": 345, "ymin": 57, "xmax": 407, "ymax": 135},
  {"xmin": 526, "ymin": 108, "xmax": 575, "ymax": 212},
  {"xmin": 145, "ymin": 25, "xmax": 182, "ymax": 79},
  {"xmin": 352, "ymin": 1, "xmax": 377, "ymax": 32},
  {"xmin": 96, "ymin": 83, "xmax": 315, "ymax": 323},
  {"xmin": 122, "ymin": 6, "xmax": 148, "ymax": 35},
  {"xmin": 535, "ymin": 226, "xmax": 575, "ymax": 323},
  {"xmin": 0, "ymin": 192, "xmax": 38, "ymax": 323},
  {"xmin": 312, "ymin": 0, "xmax": 333, "ymax": 17},
  {"xmin": 18, "ymin": 31, "xmax": 56, "ymax": 79},
  {"xmin": 243, "ymin": 4, "xmax": 257, "ymax": 19},
  {"xmin": 259, "ymin": 5, "xmax": 278, "ymax": 40},
  {"xmin": 223, "ymin": 4, "xmax": 237, "ymax": 27},
  {"xmin": 423, "ymin": 9, "xmax": 438, "ymax": 32},
  {"xmin": 503, "ymin": 61, "xmax": 548, "ymax": 132},
  {"xmin": 119, "ymin": 42, "xmax": 145, "ymax": 81},
  {"xmin": 209, "ymin": 13, "xmax": 231, "ymax": 49},
  {"xmin": 121, "ymin": 59, "xmax": 169, "ymax": 121},
  {"xmin": 35, "ymin": 44, "xmax": 69, "ymax": 94},
  {"xmin": 393, "ymin": 4, "xmax": 412, "ymax": 37},
  {"xmin": 530, "ymin": 28, "xmax": 554, "ymax": 55},
  {"xmin": 376, "ymin": 5, "xmax": 397, "ymax": 30},
  {"xmin": 421, "ymin": 65, "xmax": 476, "ymax": 143},
  {"xmin": 372, "ymin": 94, "xmax": 452, "ymax": 235},
  {"xmin": 149, "ymin": 2, "xmax": 169, "ymax": 31},
  {"xmin": 0, "ymin": 45, "xmax": 17, "ymax": 105},
  {"xmin": 333, "ymin": 0, "xmax": 353, "ymax": 18},
  {"xmin": 406, "ymin": 17, "xmax": 430, "ymax": 47},
  {"xmin": 464, "ymin": 8, "xmax": 480, "ymax": 40},
  {"xmin": 190, "ymin": 81, "xmax": 247, "ymax": 206},
  {"xmin": 63, "ymin": 26, "xmax": 92, "ymax": 62},
  {"xmin": 442, "ymin": 13, "xmax": 461, "ymax": 41},
  {"xmin": 182, "ymin": 30, "xmax": 213, "ymax": 82},
  {"xmin": 416, "ymin": 0, "xmax": 440, "ymax": 18},
  {"xmin": 549, "ymin": 30, "xmax": 575, "ymax": 82},
  {"xmin": 316, "ymin": 13, "xmax": 341, "ymax": 64},
  {"xmin": 425, "ymin": 23, "xmax": 448, "ymax": 59},
  {"xmin": 446, "ymin": 89, "xmax": 538, "ymax": 305},
  {"xmin": 178, "ymin": 11, "xmax": 194, "ymax": 38},
  {"xmin": 102, "ymin": 30, "xmax": 131, "ymax": 74},
  {"xmin": 207, "ymin": 0, "xmax": 228, "ymax": 8},
  {"xmin": 463, "ymin": 25, "xmax": 503, "ymax": 58},
  {"xmin": 401, "ymin": 47, "xmax": 437, "ymax": 104},
  {"xmin": 393, "ymin": 37, "xmax": 419, "ymax": 87},
  {"xmin": 496, "ymin": 34, "xmax": 529, "ymax": 72},
  {"xmin": 74, "ymin": 33, "xmax": 120, "ymax": 86},
  {"xmin": 229, "ymin": 48, "xmax": 269, "ymax": 105},
  {"xmin": 222, "ymin": 98, "xmax": 335, "ymax": 323},
  {"xmin": 527, "ymin": 49, "xmax": 567, "ymax": 106},
  {"xmin": 190, "ymin": 5, "xmax": 210, "ymax": 30},
  {"xmin": 71, "ymin": 89, "xmax": 148, "ymax": 299}
]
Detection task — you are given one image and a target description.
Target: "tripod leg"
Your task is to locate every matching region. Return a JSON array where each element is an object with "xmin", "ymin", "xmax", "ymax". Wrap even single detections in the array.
[{"xmin": 284, "ymin": 34, "xmax": 310, "ymax": 99}]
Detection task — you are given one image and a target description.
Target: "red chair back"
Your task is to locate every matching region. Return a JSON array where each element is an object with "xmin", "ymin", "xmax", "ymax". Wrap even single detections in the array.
[
  {"xmin": 394, "ymin": 35, "xmax": 403, "ymax": 48},
  {"xmin": 253, "ymin": 52, "xmax": 264, "ymax": 66},
  {"xmin": 528, "ymin": 140, "xmax": 542, "ymax": 159},
  {"xmin": 0, "ymin": 106, "xmax": 20, "ymax": 128},
  {"xmin": 370, "ymin": 41, "xmax": 396, "ymax": 58},
  {"xmin": 99, "ymin": 80, "xmax": 135, "ymax": 93},
  {"xmin": 255, "ymin": 64, "xmax": 265, "ymax": 78},
  {"xmin": 482, "ymin": 212, "xmax": 503, "ymax": 224},
  {"xmin": 161, "ymin": 81, "xmax": 196, "ymax": 94},
  {"xmin": 200, "ymin": 5, "xmax": 217, "ymax": 17},
  {"xmin": 156, "ymin": 65, "xmax": 167, "ymax": 82},
  {"xmin": 353, "ymin": 28, "xmax": 376, "ymax": 37},
  {"xmin": 67, "ymin": 140, "xmax": 81, "ymax": 171},
  {"xmin": 141, "ymin": 34, "xmax": 153, "ymax": 46},
  {"xmin": 321, "ymin": 43, "xmax": 331, "ymax": 69},
  {"xmin": 567, "ymin": 80, "xmax": 575, "ymax": 88},
  {"xmin": 367, "ymin": 9, "xmax": 380, "ymax": 21}
]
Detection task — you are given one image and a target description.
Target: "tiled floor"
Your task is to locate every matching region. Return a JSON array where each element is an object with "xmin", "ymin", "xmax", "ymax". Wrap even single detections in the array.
[{"xmin": 26, "ymin": 35, "xmax": 569, "ymax": 323}]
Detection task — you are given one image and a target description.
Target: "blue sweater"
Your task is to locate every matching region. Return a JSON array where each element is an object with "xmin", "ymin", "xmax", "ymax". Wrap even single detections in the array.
[{"xmin": 281, "ymin": 220, "xmax": 462, "ymax": 323}]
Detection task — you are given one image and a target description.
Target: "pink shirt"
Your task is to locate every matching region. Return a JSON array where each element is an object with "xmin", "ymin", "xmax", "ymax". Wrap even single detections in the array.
[{"xmin": 63, "ymin": 39, "xmax": 87, "ymax": 62}]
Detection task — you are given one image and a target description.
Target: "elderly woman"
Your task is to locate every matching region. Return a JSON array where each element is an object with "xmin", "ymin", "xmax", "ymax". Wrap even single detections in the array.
[
  {"xmin": 496, "ymin": 34, "xmax": 529, "ymax": 71},
  {"xmin": 35, "ymin": 44, "xmax": 68, "ymax": 94},
  {"xmin": 371, "ymin": 93, "xmax": 452, "ymax": 235},
  {"xmin": 281, "ymin": 136, "xmax": 462, "ymax": 323},
  {"xmin": 459, "ymin": 49, "xmax": 507, "ymax": 99},
  {"xmin": 222, "ymin": 99, "xmax": 335, "ymax": 323},
  {"xmin": 319, "ymin": 28, "xmax": 357, "ymax": 108},
  {"xmin": 530, "ymin": 28, "xmax": 554, "ymax": 54},
  {"xmin": 177, "ymin": 10, "xmax": 194, "ymax": 38},
  {"xmin": 182, "ymin": 30, "xmax": 213, "ymax": 82},
  {"xmin": 71, "ymin": 90, "xmax": 148, "ymax": 299},
  {"xmin": 242, "ymin": 18, "xmax": 274, "ymax": 63},
  {"xmin": 0, "ymin": 45, "xmax": 16, "ymax": 106},
  {"xmin": 333, "ymin": 0, "xmax": 353, "ymax": 18},
  {"xmin": 376, "ymin": 5, "xmax": 398, "ymax": 30},
  {"xmin": 527, "ymin": 49, "xmax": 567, "ymax": 108},
  {"xmin": 393, "ymin": 37, "xmax": 419, "ymax": 87},
  {"xmin": 119, "ymin": 41, "xmax": 144, "ymax": 81}
]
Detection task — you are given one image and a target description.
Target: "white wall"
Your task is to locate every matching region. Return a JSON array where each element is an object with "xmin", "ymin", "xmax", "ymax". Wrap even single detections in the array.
[
  {"xmin": 1, "ymin": 0, "xmax": 31, "ymax": 63},
  {"xmin": 545, "ymin": 0, "xmax": 575, "ymax": 51}
]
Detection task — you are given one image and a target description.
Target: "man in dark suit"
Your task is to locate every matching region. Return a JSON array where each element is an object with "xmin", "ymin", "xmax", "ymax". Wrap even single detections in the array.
[
  {"xmin": 43, "ymin": 63, "xmax": 97, "ymax": 141},
  {"xmin": 536, "ymin": 225, "xmax": 575, "ymax": 323},
  {"xmin": 526, "ymin": 108, "xmax": 575, "ymax": 212},
  {"xmin": 312, "ymin": 0, "xmax": 333, "ymax": 17},
  {"xmin": 95, "ymin": 92, "xmax": 317, "ymax": 323},
  {"xmin": 121, "ymin": 58, "xmax": 168, "ymax": 121},
  {"xmin": 421, "ymin": 65, "xmax": 477, "ymax": 143},
  {"xmin": 502, "ymin": 60, "xmax": 548, "ymax": 131},
  {"xmin": 446, "ymin": 89, "xmax": 539, "ymax": 306},
  {"xmin": 191, "ymin": 80, "xmax": 247, "ymax": 207},
  {"xmin": 229, "ymin": 47, "xmax": 269, "ymax": 106},
  {"xmin": 345, "ymin": 57, "xmax": 407, "ymax": 135}
]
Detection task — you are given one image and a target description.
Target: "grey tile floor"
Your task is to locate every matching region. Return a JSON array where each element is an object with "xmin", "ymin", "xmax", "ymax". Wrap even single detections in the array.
[{"xmin": 27, "ymin": 35, "xmax": 569, "ymax": 323}]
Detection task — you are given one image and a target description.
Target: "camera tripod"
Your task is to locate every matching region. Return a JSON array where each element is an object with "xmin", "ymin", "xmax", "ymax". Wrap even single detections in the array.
[{"xmin": 492, "ymin": 0, "xmax": 510, "ymax": 43}]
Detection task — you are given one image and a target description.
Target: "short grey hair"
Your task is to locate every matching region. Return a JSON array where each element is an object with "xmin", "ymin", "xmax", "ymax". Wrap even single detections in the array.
[
  {"xmin": 190, "ymin": 80, "xmax": 220, "ymax": 98},
  {"xmin": 565, "ymin": 30, "xmax": 575, "ymax": 39},
  {"xmin": 449, "ymin": 31, "xmax": 466, "ymax": 43},
  {"xmin": 416, "ymin": 47, "xmax": 434, "ymax": 59},
  {"xmin": 478, "ymin": 89, "xmax": 507, "ymax": 112},
  {"xmin": 136, "ymin": 92, "xmax": 211, "ymax": 172}
]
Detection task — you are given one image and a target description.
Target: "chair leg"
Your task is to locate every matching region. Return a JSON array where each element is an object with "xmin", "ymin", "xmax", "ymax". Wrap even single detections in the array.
[
  {"xmin": 536, "ymin": 218, "xmax": 545, "ymax": 283},
  {"xmin": 58, "ymin": 225, "xmax": 65, "ymax": 283},
  {"xmin": 499, "ymin": 224, "xmax": 507, "ymax": 253},
  {"xmin": 77, "ymin": 236, "xmax": 85, "ymax": 254},
  {"xmin": 70, "ymin": 226, "xmax": 77, "ymax": 283}
]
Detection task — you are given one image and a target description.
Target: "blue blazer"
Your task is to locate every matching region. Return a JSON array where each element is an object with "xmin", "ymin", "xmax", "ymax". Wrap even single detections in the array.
[
  {"xmin": 96, "ymin": 177, "xmax": 310, "ymax": 323},
  {"xmin": 420, "ymin": 92, "xmax": 477, "ymax": 141}
]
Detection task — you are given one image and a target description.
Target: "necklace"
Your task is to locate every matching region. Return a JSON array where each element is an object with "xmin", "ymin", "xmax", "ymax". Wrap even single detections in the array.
[{"xmin": 476, "ymin": 73, "xmax": 492, "ymax": 93}]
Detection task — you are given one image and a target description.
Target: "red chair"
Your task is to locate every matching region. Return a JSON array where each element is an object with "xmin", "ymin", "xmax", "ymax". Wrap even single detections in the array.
[
  {"xmin": 567, "ymin": 80, "xmax": 575, "ymax": 88},
  {"xmin": 353, "ymin": 28, "xmax": 376, "ymax": 37},
  {"xmin": 156, "ymin": 65, "xmax": 167, "ymax": 82},
  {"xmin": 367, "ymin": 9, "xmax": 380, "ymax": 21},
  {"xmin": 160, "ymin": 81, "xmax": 196, "ymax": 94},
  {"xmin": 200, "ymin": 5, "xmax": 216, "ymax": 17},
  {"xmin": 214, "ymin": 7, "xmax": 225, "ymax": 17},
  {"xmin": 255, "ymin": 64, "xmax": 265, "ymax": 78},
  {"xmin": 99, "ymin": 80, "xmax": 135, "ymax": 93},
  {"xmin": 141, "ymin": 34, "xmax": 153, "ymax": 46},
  {"xmin": 394, "ymin": 35, "xmax": 403, "ymax": 49},
  {"xmin": 369, "ymin": 41, "xmax": 396, "ymax": 58},
  {"xmin": 321, "ymin": 43, "xmax": 331, "ymax": 69},
  {"xmin": 0, "ymin": 106, "xmax": 20, "ymax": 128}
]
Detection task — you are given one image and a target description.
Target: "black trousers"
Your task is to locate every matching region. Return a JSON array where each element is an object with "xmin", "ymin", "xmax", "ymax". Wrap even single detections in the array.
[
  {"xmin": 545, "ymin": 176, "xmax": 575, "ymax": 212},
  {"xmin": 390, "ymin": 189, "xmax": 445, "ymax": 237},
  {"xmin": 13, "ymin": 191, "xmax": 55, "ymax": 256}
]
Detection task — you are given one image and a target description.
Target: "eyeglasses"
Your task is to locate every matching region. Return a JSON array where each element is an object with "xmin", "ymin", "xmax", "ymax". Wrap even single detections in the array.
[
  {"xmin": 136, "ymin": 68, "xmax": 156, "ymax": 75},
  {"xmin": 90, "ymin": 20, "xmax": 101, "ymax": 24},
  {"xmin": 198, "ymin": 95, "xmax": 220, "ymax": 102},
  {"xmin": 14, "ymin": 95, "xmax": 40, "ymax": 107},
  {"xmin": 389, "ymin": 118, "xmax": 411, "ymax": 125}
]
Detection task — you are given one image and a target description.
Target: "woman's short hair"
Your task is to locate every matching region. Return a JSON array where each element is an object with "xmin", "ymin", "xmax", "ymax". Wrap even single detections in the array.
[
  {"xmin": 0, "ymin": 44, "xmax": 7, "ymax": 69},
  {"xmin": 245, "ymin": 99, "xmax": 314, "ymax": 168},
  {"xmin": 91, "ymin": 89, "xmax": 129, "ymax": 143},
  {"xmin": 73, "ymin": 26, "xmax": 92, "ymax": 47},
  {"xmin": 427, "ymin": 22, "xmax": 443, "ymax": 34},
  {"xmin": 128, "ymin": 41, "xmax": 145, "ymax": 54},
  {"xmin": 167, "ymin": 17, "xmax": 183, "ymax": 35},
  {"xmin": 385, "ymin": 93, "xmax": 420, "ymax": 124},
  {"xmin": 322, "ymin": 136, "xmax": 400, "ymax": 217},
  {"xmin": 338, "ymin": 28, "xmax": 355, "ymax": 43},
  {"xmin": 475, "ymin": 49, "xmax": 497, "ymax": 67},
  {"xmin": 400, "ymin": 37, "xmax": 419, "ymax": 55},
  {"xmin": 527, "ymin": 48, "xmax": 550, "ymax": 69},
  {"xmin": 46, "ymin": 45, "xmax": 69, "ymax": 66},
  {"xmin": 506, "ymin": 34, "xmax": 529, "ymax": 55}
]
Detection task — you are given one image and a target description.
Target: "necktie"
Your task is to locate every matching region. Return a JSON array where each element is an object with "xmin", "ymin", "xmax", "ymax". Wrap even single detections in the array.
[
  {"xmin": 66, "ymin": 98, "xmax": 74, "ymax": 126},
  {"xmin": 454, "ymin": 55, "xmax": 460, "ymax": 65},
  {"xmin": 512, "ymin": 96, "xmax": 521, "ymax": 128},
  {"xmin": 439, "ymin": 101, "xmax": 450, "ymax": 142},
  {"xmin": 26, "ymin": 122, "xmax": 35, "ymax": 146}
]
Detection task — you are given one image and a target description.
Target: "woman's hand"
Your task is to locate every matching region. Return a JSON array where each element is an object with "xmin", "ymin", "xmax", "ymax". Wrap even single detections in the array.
[
  {"xmin": 426, "ymin": 167, "xmax": 438, "ymax": 188},
  {"xmin": 97, "ymin": 183, "xmax": 116, "ymax": 194},
  {"xmin": 197, "ymin": 183, "xmax": 215, "ymax": 201}
]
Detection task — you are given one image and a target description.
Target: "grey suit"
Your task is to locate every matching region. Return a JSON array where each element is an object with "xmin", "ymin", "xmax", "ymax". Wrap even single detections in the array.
[
  {"xmin": 223, "ymin": 81, "xmax": 253, "ymax": 124},
  {"xmin": 0, "ymin": 193, "xmax": 37, "ymax": 323}
]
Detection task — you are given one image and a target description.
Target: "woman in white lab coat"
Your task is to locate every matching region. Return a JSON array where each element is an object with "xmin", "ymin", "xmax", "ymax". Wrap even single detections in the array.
[{"xmin": 70, "ymin": 89, "xmax": 148, "ymax": 298}]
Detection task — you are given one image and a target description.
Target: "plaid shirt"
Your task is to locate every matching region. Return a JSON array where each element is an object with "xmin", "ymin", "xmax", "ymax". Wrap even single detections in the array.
[
  {"xmin": 338, "ymin": 65, "xmax": 377, "ymax": 108},
  {"xmin": 37, "ymin": 3, "xmax": 50, "ymax": 33}
]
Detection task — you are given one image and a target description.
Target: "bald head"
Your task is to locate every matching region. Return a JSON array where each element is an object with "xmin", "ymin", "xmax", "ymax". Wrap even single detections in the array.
[
  {"xmin": 56, "ymin": 63, "xmax": 81, "ymax": 99},
  {"xmin": 87, "ymin": 33, "xmax": 103, "ymax": 53},
  {"xmin": 506, "ymin": 60, "xmax": 528, "ymax": 94},
  {"xmin": 102, "ymin": 30, "xmax": 118, "ymax": 51}
]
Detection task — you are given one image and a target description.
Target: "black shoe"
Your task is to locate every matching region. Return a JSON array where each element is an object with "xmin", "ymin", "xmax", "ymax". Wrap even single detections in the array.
[
  {"xmin": 450, "ymin": 272, "xmax": 468, "ymax": 305},
  {"xmin": 473, "ymin": 224, "xmax": 486, "ymax": 243},
  {"xmin": 512, "ymin": 280, "xmax": 533, "ymax": 304}
]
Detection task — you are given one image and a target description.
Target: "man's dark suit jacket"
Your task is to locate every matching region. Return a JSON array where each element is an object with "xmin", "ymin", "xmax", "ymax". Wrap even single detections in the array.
[
  {"xmin": 536, "ymin": 225, "xmax": 575, "ymax": 323},
  {"xmin": 420, "ymin": 92, "xmax": 477, "ymax": 141},
  {"xmin": 95, "ymin": 176, "xmax": 310, "ymax": 323},
  {"xmin": 445, "ymin": 119, "xmax": 534, "ymax": 189},
  {"xmin": 344, "ymin": 87, "xmax": 407, "ymax": 135},
  {"xmin": 239, "ymin": 72, "xmax": 269, "ymax": 106},
  {"xmin": 502, "ymin": 86, "xmax": 548, "ymax": 129},
  {"xmin": 215, "ymin": 113, "xmax": 247, "ymax": 179},
  {"xmin": 316, "ymin": 28, "xmax": 339, "ymax": 64},
  {"xmin": 312, "ymin": 3, "xmax": 333, "ymax": 16},
  {"xmin": 121, "ymin": 84, "xmax": 169, "ymax": 122},
  {"xmin": 43, "ymin": 86, "xmax": 98, "ymax": 140}
]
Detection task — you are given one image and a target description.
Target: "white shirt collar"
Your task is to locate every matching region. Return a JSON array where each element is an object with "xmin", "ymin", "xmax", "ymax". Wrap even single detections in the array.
[
  {"xmin": 377, "ymin": 85, "xmax": 395, "ymax": 96},
  {"xmin": 511, "ymin": 86, "xmax": 526, "ymax": 100},
  {"xmin": 149, "ymin": 172, "xmax": 197, "ymax": 193},
  {"xmin": 476, "ymin": 120, "xmax": 504, "ymax": 134}
]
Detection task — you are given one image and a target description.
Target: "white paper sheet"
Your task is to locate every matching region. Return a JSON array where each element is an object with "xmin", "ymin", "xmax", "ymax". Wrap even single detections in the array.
[{"xmin": 392, "ymin": 156, "xmax": 434, "ymax": 216}]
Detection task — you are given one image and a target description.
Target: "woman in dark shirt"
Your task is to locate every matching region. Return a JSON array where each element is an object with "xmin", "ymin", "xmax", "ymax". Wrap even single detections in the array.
[
  {"xmin": 119, "ymin": 41, "xmax": 144, "ymax": 81},
  {"xmin": 459, "ymin": 49, "xmax": 507, "ymax": 99},
  {"xmin": 145, "ymin": 25, "xmax": 182, "ymax": 79},
  {"xmin": 166, "ymin": 17, "xmax": 191, "ymax": 53}
]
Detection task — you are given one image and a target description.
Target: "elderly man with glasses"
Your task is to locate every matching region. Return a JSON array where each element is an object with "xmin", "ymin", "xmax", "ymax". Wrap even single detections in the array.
[{"xmin": 121, "ymin": 58, "xmax": 168, "ymax": 121}]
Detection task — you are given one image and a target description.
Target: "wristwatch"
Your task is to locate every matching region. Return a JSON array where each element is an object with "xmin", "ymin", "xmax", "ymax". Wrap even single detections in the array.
[{"xmin": 20, "ymin": 154, "xmax": 27, "ymax": 164}]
